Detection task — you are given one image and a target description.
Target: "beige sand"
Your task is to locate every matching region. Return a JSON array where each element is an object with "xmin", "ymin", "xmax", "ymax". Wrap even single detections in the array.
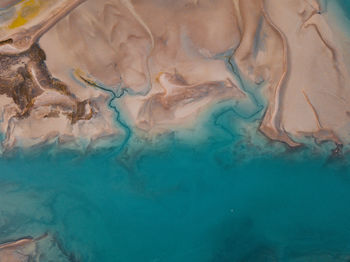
[
  {"xmin": 237, "ymin": 0, "xmax": 350, "ymax": 146},
  {"xmin": 0, "ymin": 0, "xmax": 349, "ymax": 151},
  {"xmin": 0, "ymin": 235, "xmax": 43, "ymax": 262}
]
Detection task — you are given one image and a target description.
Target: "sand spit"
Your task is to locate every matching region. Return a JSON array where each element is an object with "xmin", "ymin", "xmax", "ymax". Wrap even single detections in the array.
[
  {"xmin": 0, "ymin": 234, "xmax": 46, "ymax": 262},
  {"xmin": 0, "ymin": 233, "xmax": 79, "ymax": 261},
  {"xmin": 0, "ymin": 239, "xmax": 35, "ymax": 262}
]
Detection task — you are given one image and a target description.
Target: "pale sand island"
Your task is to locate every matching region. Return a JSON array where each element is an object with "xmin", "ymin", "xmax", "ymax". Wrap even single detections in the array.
[
  {"xmin": 0, "ymin": 0, "xmax": 349, "ymax": 152},
  {"xmin": 0, "ymin": 235, "xmax": 45, "ymax": 262},
  {"xmin": 0, "ymin": 233, "xmax": 78, "ymax": 261}
]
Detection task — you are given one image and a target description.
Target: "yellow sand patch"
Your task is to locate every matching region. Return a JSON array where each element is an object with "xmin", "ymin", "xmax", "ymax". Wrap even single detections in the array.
[
  {"xmin": 8, "ymin": 0, "xmax": 42, "ymax": 29},
  {"xmin": 74, "ymin": 69, "xmax": 98, "ymax": 87}
]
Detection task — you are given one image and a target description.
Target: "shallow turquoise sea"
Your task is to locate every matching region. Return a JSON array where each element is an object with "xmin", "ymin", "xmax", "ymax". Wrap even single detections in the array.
[
  {"xmin": 335, "ymin": 0, "xmax": 350, "ymax": 20},
  {"xmin": 1, "ymin": 104, "xmax": 350, "ymax": 262},
  {"xmin": 1, "ymin": 1, "xmax": 350, "ymax": 261},
  {"xmin": 1, "ymin": 130, "xmax": 350, "ymax": 261}
]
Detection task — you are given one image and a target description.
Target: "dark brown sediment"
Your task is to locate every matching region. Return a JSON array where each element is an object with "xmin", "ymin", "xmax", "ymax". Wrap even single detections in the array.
[{"xmin": 0, "ymin": 43, "xmax": 92, "ymax": 123}]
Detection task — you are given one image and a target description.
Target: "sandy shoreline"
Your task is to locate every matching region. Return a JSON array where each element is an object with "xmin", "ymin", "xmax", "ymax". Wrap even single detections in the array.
[{"xmin": 0, "ymin": 0, "xmax": 349, "ymax": 153}]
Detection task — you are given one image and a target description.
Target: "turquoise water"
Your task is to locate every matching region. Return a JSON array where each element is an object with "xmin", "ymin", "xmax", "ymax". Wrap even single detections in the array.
[
  {"xmin": 1, "ymin": 112, "xmax": 350, "ymax": 261},
  {"xmin": 335, "ymin": 0, "xmax": 350, "ymax": 19}
]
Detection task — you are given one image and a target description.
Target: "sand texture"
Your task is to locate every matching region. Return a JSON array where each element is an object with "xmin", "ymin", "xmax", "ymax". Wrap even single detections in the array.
[{"xmin": 0, "ymin": 0, "xmax": 348, "ymax": 151}]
